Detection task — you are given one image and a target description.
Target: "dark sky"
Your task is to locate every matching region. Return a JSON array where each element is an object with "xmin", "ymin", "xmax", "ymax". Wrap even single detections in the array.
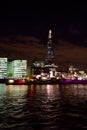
[{"xmin": 0, "ymin": 1, "xmax": 87, "ymax": 42}]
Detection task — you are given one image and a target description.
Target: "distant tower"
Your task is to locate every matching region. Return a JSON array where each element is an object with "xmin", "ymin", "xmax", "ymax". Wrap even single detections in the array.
[{"xmin": 45, "ymin": 29, "xmax": 54, "ymax": 64}]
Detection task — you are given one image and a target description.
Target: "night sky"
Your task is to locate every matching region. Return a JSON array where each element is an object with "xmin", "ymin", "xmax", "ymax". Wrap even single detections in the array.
[{"xmin": 0, "ymin": 1, "xmax": 87, "ymax": 43}]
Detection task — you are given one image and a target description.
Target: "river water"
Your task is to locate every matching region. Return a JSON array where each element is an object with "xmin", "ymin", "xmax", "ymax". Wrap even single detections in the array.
[{"xmin": 0, "ymin": 84, "xmax": 87, "ymax": 130}]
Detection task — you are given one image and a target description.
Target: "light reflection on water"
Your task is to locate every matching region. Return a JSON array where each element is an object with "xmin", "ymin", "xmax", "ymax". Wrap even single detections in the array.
[{"xmin": 0, "ymin": 84, "xmax": 87, "ymax": 129}]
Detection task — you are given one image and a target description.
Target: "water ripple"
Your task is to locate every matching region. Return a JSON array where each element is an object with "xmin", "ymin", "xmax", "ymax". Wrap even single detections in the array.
[{"xmin": 0, "ymin": 84, "xmax": 87, "ymax": 129}]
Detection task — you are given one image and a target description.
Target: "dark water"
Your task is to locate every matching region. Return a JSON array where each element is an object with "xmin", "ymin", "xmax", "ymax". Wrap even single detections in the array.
[{"xmin": 0, "ymin": 84, "xmax": 87, "ymax": 130}]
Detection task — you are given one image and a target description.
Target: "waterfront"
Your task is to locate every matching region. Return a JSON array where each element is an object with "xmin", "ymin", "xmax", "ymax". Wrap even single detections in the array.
[{"xmin": 0, "ymin": 84, "xmax": 87, "ymax": 129}]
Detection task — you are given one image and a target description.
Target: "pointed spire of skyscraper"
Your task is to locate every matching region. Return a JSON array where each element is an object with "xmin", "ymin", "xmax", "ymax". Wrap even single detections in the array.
[
  {"xmin": 48, "ymin": 29, "xmax": 52, "ymax": 39},
  {"xmin": 45, "ymin": 29, "xmax": 54, "ymax": 64}
]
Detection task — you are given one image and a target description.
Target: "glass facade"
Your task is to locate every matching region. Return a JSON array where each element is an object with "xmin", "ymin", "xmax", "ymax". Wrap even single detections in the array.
[
  {"xmin": 0, "ymin": 58, "xmax": 7, "ymax": 79},
  {"xmin": 7, "ymin": 60, "xmax": 27, "ymax": 78}
]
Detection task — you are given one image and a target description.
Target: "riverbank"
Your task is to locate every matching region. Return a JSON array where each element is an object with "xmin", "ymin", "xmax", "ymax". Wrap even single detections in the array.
[{"xmin": 4, "ymin": 78, "xmax": 87, "ymax": 85}]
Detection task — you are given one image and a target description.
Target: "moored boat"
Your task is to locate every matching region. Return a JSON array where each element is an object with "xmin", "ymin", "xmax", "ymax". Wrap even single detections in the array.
[{"xmin": 59, "ymin": 78, "xmax": 87, "ymax": 84}]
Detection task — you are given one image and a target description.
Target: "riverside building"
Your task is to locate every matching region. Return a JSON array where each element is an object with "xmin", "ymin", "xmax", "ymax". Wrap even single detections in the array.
[
  {"xmin": 0, "ymin": 58, "xmax": 7, "ymax": 79},
  {"xmin": 7, "ymin": 60, "xmax": 27, "ymax": 78}
]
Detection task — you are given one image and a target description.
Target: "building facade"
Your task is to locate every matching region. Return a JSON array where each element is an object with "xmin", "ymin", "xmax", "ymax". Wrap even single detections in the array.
[
  {"xmin": 45, "ymin": 29, "xmax": 54, "ymax": 64},
  {"xmin": 7, "ymin": 60, "xmax": 27, "ymax": 78},
  {"xmin": 0, "ymin": 58, "xmax": 7, "ymax": 79}
]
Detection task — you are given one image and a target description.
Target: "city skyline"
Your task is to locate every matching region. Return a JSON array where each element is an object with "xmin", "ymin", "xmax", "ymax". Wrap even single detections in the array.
[
  {"xmin": 0, "ymin": 34, "xmax": 87, "ymax": 72},
  {"xmin": 0, "ymin": 1, "xmax": 87, "ymax": 71}
]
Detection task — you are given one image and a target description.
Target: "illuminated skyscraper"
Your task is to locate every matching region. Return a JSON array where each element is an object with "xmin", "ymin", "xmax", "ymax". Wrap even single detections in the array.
[
  {"xmin": 0, "ymin": 58, "xmax": 7, "ymax": 79},
  {"xmin": 45, "ymin": 30, "xmax": 58, "ymax": 77},
  {"xmin": 7, "ymin": 60, "xmax": 27, "ymax": 78},
  {"xmin": 45, "ymin": 30, "xmax": 54, "ymax": 64}
]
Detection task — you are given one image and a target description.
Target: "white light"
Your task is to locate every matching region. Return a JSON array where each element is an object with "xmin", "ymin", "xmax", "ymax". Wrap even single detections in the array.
[
  {"xmin": 41, "ymin": 76, "xmax": 47, "ymax": 81},
  {"xmin": 49, "ymin": 29, "xmax": 52, "ymax": 39},
  {"xmin": 8, "ymin": 79, "xmax": 14, "ymax": 83},
  {"xmin": 78, "ymin": 77, "xmax": 82, "ymax": 80},
  {"xmin": 36, "ymin": 75, "xmax": 41, "ymax": 79}
]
